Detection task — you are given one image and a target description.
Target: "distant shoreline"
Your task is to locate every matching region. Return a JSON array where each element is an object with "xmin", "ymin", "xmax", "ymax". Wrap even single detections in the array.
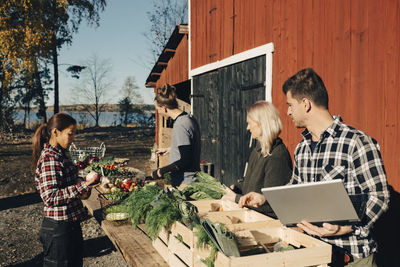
[{"xmin": 16, "ymin": 104, "xmax": 155, "ymax": 114}]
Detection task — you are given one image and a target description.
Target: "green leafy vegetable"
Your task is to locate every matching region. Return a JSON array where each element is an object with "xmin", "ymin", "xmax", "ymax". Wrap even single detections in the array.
[
  {"xmin": 182, "ymin": 172, "xmax": 226, "ymax": 200},
  {"xmin": 106, "ymin": 212, "xmax": 129, "ymax": 221},
  {"xmin": 104, "ymin": 190, "xmax": 128, "ymax": 202}
]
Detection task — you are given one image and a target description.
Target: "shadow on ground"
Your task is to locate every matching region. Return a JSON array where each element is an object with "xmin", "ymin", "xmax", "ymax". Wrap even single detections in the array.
[
  {"xmin": 10, "ymin": 253, "xmax": 43, "ymax": 267},
  {"xmin": 0, "ymin": 192, "xmax": 42, "ymax": 211},
  {"xmin": 84, "ymin": 236, "xmax": 117, "ymax": 257},
  {"xmin": 10, "ymin": 236, "xmax": 116, "ymax": 267}
]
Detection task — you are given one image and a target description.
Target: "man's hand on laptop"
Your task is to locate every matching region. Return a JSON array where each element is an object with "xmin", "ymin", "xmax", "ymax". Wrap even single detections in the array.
[
  {"xmin": 238, "ymin": 192, "xmax": 266, "ymax": 208},
  {"xmin": 297, "ymin": 221, "xmax": 353, "ymax": 237}
]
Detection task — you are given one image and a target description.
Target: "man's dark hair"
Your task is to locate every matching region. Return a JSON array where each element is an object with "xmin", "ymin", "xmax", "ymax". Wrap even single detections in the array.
[
  {"xmin": 282, "ymin": 68, "xmax": 329, "ymax": 109},
  {"xmin": 155, "ymin": 83, "xmax": 179, "ymax": 109}
]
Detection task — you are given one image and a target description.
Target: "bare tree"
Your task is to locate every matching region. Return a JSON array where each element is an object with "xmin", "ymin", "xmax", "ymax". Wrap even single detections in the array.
[
  {"xmin": 119, "ymin": 76, "xmax": 144, "ymax": 126},
  {"xmin": 121, "ymin": 76, "xmax": 143, "ymax": 104},
  {"xmin": 144, "ymin": 0, "xmax": 188, "ymax": 62},
  {"xmin": 72, "ymin": 54, "xmax": 113, "ymax": 127}
]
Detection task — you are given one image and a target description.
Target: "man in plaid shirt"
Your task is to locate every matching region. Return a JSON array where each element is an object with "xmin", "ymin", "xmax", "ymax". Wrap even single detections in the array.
[
  {"xmin": 239, "ymin": 68, "xmax": 390, "ymax": 267},
  {"xmin": 283, "ymin": 68, "xmax": 390, "ymax": 267}
]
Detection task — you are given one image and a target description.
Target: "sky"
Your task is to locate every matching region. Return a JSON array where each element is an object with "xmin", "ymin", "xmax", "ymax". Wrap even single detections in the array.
[{"xmin": 53, "ymin": 1, "xmax": 156, "ymax": 106}]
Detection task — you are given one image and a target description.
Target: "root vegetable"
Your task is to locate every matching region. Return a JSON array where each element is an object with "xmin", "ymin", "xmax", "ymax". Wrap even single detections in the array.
[{"xmin": 86, "ymin": 171, "xmax": 100, "ymax": 185}]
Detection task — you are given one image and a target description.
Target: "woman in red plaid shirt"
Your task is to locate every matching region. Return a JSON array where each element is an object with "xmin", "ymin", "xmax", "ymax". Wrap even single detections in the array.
[{"xmin": 32, "ymin": 113, "xmax": 97, "ymax": 267}]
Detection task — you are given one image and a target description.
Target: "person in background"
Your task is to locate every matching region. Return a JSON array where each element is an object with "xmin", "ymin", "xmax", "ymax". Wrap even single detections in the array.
[
  {"xmin": 32, "ymin": 113, "xmax": 97, "ymax": 267},
  {"xmin": 239, "ymin": 68, "xmax": 390, "ymax": 267},
  {"xmin": 152, "ymin": 83, "xmax": 201, "ymax": 187},
  {"xmin": 221, "ymin": 101, "xmax": 292, "ymax": 218}
]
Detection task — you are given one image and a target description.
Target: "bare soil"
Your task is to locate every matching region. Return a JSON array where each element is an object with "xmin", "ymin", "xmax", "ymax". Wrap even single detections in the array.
[{"xmin": 0, "ymin": 126, "xmax": 156, "ymax": 267}]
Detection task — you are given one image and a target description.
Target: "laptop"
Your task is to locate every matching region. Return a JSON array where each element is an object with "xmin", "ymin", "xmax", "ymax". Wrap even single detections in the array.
[{"xmin": 261, "ymin": 180, "xmax": 361, "ymax": 226}]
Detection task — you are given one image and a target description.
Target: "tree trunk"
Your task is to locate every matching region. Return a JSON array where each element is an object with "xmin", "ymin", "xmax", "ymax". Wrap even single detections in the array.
[
  {"xmin": 33, "ymin": 60, "xmax": 47, "ymax": 123},
  {"xmin": 24, "ymin": 103, "xmax": 31, "ymax": 129},
  {"xmin": 0, "ymin": 88, "xmax": 4, "ymax": 129},
  {"xmin": 124, "ymin": 111, "xmax": 128, "ymax": 126},
  {"xmin": 95, "ymin": 103, "xmax": 99, "ymax": 127},
  {"xmin": 52, "ymin": 32, "xmax": 59, "ymax": 114},
  {"xmin": 23, "ymin": 108, "xmax": 27, "ymax": 128}
]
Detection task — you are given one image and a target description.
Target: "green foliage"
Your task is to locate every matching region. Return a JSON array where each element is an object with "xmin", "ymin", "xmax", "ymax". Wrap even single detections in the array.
[
  {"xmin": 163, "ymin": 172, "xmax": 172, "ymax": 185},
  {"xmin": 105, "ymin": 204, "xmax": 128, "ymax": 214},
  {"xmin": 66, "ymin": 65, "xmax": 86, "ymax": 79},
  {"xmin": 85, "ymin": 157, "xmax": 119, "ymax": 176},
  {"xmin": 104, "ymin": 190, "xmax": 127, "ymax": 202},
  {"xmin": 124, "ymin": 185, "xmax": 162, "ymax": 227},
  {"xmin": 145, "ymin": 195, "xmax": 181, "ymax": 239},
  {"xmin": 182, "ymin": 172, "xmax": 226, "ymax": 200},
  {"xmin": 194, "ymin": 224, "xmax": 218, "ymax": 267},
  {"xmin": 176, "ymin": 234, "xmax": 184, "ymax": 244}
]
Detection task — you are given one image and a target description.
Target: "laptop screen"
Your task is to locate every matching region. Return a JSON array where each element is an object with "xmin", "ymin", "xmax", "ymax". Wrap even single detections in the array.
[{"xmin": 261, "ymin": 180, "xmax": 360, "ymax": 226}]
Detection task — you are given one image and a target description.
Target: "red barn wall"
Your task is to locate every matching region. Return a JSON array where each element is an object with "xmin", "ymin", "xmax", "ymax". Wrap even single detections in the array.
[
  {"xmin": 190, "ymin": 0, "xmax": 400, "ymax": 190},
  {"xmin": 155, "ymin": 35, "xmax": 189, "ymax": 88}
]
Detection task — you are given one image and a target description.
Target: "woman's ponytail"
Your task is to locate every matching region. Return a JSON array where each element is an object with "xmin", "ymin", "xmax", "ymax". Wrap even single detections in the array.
[{"xmin": 31, "ymin": 124, "xmax": 49, "ymax": 171}]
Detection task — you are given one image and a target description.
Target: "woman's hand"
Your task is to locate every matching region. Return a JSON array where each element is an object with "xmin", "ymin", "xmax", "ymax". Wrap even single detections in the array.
[
  {"xmin": 76, "ymin": 177, "xmax": 92, "ymax": 199},
  {"xmin": 221, "ymin": 186, "xmax": 237, "ymax": 202},
  {"xmin": 296, "ymin": 221, "xmax": 353, "ymax": 237},
  {"xmin": 238, "ymin": 192, "xmax": 266, "ymax": 208}
]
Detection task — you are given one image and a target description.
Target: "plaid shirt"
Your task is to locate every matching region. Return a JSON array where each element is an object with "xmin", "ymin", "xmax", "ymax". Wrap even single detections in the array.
[
  {"xmin": 35, "ymin": 144, "xmax": 90, "ymax": 222},
  {"xmin": 291, "ymin": 116, "xmax": 390, "ymax": 258}
]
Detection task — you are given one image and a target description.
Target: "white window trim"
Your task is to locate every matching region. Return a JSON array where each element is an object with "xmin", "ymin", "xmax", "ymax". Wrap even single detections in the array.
[{"xmin": 189, "ymin": 42, "xmax": 274, "ymax": 108}]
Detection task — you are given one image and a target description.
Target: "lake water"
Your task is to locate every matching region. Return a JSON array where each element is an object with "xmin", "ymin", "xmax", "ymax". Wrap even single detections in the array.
[{"xmin": 14, "ymin": 111, "xmax": 154, "ymax": 126}]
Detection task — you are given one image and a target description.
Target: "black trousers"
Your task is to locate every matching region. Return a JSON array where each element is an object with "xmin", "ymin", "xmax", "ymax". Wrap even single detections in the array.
[{"xmin": 39, "ymin": 217, "xmax": 83, "ymax": 267}]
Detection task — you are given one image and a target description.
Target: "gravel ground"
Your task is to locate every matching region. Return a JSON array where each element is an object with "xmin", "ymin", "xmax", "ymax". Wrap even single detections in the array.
[{"xmin": 0, "ymin": 194, "xmax": 130, "ymax": 267}]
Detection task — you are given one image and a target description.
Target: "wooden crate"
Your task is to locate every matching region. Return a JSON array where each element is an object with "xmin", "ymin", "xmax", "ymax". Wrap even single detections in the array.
[
  {"xmin": 193, "ymin": 226, "xmax": 331, "ymax": 267},
  {"xmin": 150, "ymin": 200, "xmax": 329, "ymax": 267},
  {"xmin": 169, "ymin": 235, "xmax": 193, "ymax": 266},
  {"xmin": 151, "ymin": 221, "xmax": 194, "ymax": 267},
  {"xmin": 198, "ymin": 209, "xmax": 275, "ymax": 224},
  {"xmin": 152, "ymin": 219, "xmax": 281, "ymax": 266},
  {"xmin": 152, "ymin": 234, "xmax": 193, "ymax": 267},
  {"xmin": 189, "ymin": 199, "xmax": 246, "ymax": 213}
]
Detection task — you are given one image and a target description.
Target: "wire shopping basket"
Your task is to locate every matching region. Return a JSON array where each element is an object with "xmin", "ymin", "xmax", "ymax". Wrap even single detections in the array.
[{"xmin": 69, "ymin": 142, "xmax": 106, "ymax": 163}]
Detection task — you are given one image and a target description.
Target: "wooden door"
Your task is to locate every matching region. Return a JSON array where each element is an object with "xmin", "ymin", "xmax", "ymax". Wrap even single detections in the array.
[{"xmin": 193, "ymin": 55, "xmax": 266, "ymax": 185}]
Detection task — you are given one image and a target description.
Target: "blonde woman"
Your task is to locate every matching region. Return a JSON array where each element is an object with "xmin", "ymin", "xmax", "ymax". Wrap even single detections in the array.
[{"xmin": 222, "ymin": 101, "xmax": 292, "ymax": 218}]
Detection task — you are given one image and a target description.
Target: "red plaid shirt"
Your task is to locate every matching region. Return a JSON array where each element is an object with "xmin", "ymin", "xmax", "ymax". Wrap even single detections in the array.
[{"xmin": 35, "ymin": 144, "xmax": 90, "ymax": 222}]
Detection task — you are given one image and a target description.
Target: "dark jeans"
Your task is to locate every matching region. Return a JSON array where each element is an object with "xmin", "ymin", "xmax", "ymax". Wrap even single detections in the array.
[{"xmin": 39, "ymin": 217, "xmax": 83, "ymax": 267}]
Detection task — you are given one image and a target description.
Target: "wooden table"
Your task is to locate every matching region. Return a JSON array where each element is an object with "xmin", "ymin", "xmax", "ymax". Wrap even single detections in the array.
[
  {"xmin": 82, "ymin": 187, "xmax": 102, "ymax": 221},
  {"xmin": 82, "ymin": 188, "xmax": 168, "ymax": 266}
]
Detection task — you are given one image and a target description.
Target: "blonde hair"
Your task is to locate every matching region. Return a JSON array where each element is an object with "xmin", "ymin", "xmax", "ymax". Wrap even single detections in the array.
[{"xmin": 247, "ymin": 101, "xmax": 282, "ymax": 157}]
